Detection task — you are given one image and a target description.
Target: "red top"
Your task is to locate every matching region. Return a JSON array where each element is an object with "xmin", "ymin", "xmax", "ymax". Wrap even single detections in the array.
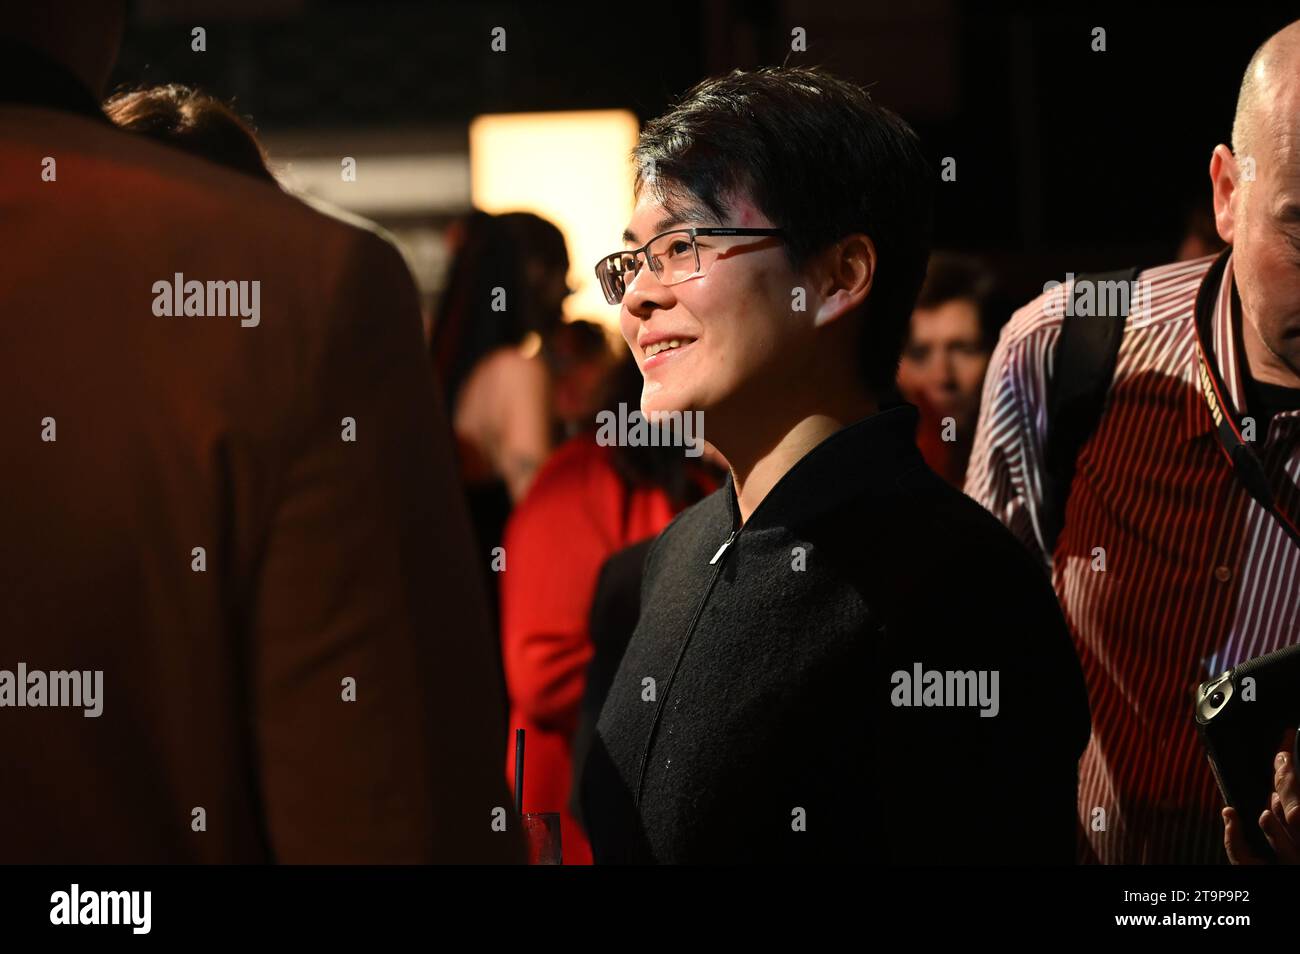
[
  {"xmin": 500, "ymin": 436, "xmax": 695, "ymax": 864},
  {"xmin": 909, "ymin": 391, "xmax": 968, "ymax": 488}
]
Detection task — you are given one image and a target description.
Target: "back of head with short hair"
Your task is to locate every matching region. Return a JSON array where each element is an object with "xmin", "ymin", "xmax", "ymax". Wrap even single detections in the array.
[{"xmin": 104, "ymin": 84, "xmax": 276, "ymax": 185}]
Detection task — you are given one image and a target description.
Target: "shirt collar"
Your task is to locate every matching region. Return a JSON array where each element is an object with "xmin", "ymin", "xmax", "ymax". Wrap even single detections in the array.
[
  {"xmin": 0, "ymin": 37, "xmax": 107, "ymax": 122},
  {"xmin": 723, "ymin": 403, "xmax": 926, "ymax": 533},
  {"xmin": 1180, "ymin": 248, "xmax": 1300, "ymax": 444}
]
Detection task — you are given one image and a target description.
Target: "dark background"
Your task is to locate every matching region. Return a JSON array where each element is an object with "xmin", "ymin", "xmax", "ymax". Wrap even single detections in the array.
[{"xmin": 111, "ymin": 0, "xmax": 1299, "ymax": 304}]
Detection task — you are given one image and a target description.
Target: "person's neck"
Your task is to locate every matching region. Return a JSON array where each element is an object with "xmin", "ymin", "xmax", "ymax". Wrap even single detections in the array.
[
  {"xmin": 718, "ymin": 390, "xmax": 878, "ymax": 526},
  {"xmin": 1242, "ymin": 307, "xmax": 1300, "ymax": 389}
]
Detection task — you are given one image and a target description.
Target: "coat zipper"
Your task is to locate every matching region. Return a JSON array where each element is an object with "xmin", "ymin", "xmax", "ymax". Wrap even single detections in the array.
[
  {"xmin": 708, "ymin": 533, "xmax": 735, "ymax": 565},
  {"xmin": 633, "ymin": 528, "xmax": 738, "ymax": 809}
]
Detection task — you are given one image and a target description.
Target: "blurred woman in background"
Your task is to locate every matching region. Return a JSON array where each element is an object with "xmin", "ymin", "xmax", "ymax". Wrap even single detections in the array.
[
  {"xmin": 542, "ymin": 318, "xmax": 617, "ymax": 442},
  {"xmin": 431, "ymin": 211, "xmax": 571, "ymax": 719},
  {"xmin": 896, "ymin": 253, "xmax": 1005, "ymax": 488},
  {"xmin": 431, "ymin": 210, "xmax": 569, "ymax": 507}
]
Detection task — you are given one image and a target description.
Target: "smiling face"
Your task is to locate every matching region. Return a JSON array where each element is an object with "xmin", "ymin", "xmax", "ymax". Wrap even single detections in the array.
[{"xmin": 616, "ymin": 187, "xmax": 812, "ymax": 423}]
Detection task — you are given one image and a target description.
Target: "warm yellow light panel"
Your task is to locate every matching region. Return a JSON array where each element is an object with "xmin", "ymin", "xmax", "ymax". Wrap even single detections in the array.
[{"xmin": 470, "ymin": 109, "xmax": 640, "ymax": 327}]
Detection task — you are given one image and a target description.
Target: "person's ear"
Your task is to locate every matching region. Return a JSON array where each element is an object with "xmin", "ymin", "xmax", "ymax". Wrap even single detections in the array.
[
  {"xmin": 812, "ymin": 234, "xmax": 876, "ymax": 328},
  {"xmin": 1210, "ymin": 145, "xmax": 1239, "ymax": 245}
]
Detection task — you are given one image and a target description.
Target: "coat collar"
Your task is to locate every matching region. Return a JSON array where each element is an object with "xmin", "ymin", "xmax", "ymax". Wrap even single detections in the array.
[
  {"xmin": 723, "ymin": 403, "xmax": 925, "ymax": 533},
  {"xmin": 0, "ymin": 38, "xmax": 107, "ymax": 123}
]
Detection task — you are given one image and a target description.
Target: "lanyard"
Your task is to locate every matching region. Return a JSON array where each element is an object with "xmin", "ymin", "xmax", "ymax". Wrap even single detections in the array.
[{"xmin": 1193, "ymin": 251, "xmax": 1300, "ymax": 550}]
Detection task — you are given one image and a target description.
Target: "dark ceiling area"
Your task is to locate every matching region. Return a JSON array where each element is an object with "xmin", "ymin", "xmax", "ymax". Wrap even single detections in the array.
[{"xmin": 112, "ymin": 0, "xmax": 1299, "ymax": 301}]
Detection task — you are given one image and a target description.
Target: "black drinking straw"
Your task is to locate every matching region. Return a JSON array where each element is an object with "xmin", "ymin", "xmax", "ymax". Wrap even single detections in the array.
[{"xmin": 514, "ymin": 728, "xmax": 525, "ymax": 815}]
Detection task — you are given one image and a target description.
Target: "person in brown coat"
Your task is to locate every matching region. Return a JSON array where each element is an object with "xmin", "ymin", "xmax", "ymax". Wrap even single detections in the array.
[{"xmin": 0, "ymin": 2, "xmax": 522, "ymax": 863}]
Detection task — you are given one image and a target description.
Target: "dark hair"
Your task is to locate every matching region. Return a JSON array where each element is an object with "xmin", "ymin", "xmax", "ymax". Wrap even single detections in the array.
[
  {"xmin": 104, "ymin": 84, "xmax": 276, "ymax": 184},
  {"xmin": 633, "ymin": 66, "xmax": 933, "ymax": 394},
  {"xmin": 913, "ymin": 252, "xmax": 1004, "ymax": 349},
  {"xmin": 430, "ymin": 210, "xmax": 570, "ymax": 410}
]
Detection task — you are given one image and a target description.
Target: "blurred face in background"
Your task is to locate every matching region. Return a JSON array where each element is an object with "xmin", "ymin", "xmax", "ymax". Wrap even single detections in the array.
[
  {"xmin": 546, "ymin": 325, "xmax": 615, "ymax": 433},
  {"xmin": 897, "ymin": 298, "xmax": 989, "ymax": 433},
  {"xmin": 616, "ymin": 188, "xmax": 803, "ymax": 423}
]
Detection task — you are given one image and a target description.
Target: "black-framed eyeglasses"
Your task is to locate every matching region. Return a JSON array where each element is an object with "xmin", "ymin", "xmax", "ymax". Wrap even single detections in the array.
[{"xmin": 595, "ymin": 227, "xmax": 786, "ymax": 305}]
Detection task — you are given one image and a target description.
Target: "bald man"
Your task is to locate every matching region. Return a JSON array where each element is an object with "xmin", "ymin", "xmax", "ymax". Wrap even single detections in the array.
[
  {"xmin": 1214, "ymin": 25, "xmax": 1300, "ymax": 865},
  {"xmin": 1, "ymin": 3, "xmax": 523, "ymax": 862},
  {"xmin": 966, "ymin": 21, "xmax": 1300, "ymax": 864}
]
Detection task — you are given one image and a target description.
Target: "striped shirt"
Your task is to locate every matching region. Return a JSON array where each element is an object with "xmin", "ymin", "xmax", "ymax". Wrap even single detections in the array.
[{"xmin": 965, "ymin": 252, "xmax": 1300, "ymax": 864}]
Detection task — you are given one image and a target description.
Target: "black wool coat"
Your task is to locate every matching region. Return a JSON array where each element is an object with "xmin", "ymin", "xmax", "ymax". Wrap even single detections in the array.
[{"xmin": 579, "ymin": 405, "xmax": 1091, "ymax": 864}]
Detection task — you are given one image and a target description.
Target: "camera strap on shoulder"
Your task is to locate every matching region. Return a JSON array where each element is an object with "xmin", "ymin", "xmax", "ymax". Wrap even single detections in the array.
[
  {"xmin": 1192, "ymin": 251, "xmax": 1300, "ymax": 551},
  {"xmin": 1044, "ymin": 254, "xmax": 1300, "ymax": 556},
  {"xmin": 1042, "ymin": 268, "xmax": 1137, "ymax": 555}
]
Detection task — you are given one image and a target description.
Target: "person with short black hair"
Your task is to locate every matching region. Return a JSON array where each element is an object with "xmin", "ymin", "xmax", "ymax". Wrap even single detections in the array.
[{"xmin": 578, "ymin": 66, "xmax": 1090, "ymax": 864}]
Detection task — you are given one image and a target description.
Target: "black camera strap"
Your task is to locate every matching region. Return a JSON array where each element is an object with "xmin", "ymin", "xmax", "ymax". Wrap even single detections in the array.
[
  {"xmin": 1043, "ymin": 268, "xmax": 1136, "ymax": 554},
  {"xmin": 1193, "ymin": 250, "xmax": 1300, "ymax": 551}
]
